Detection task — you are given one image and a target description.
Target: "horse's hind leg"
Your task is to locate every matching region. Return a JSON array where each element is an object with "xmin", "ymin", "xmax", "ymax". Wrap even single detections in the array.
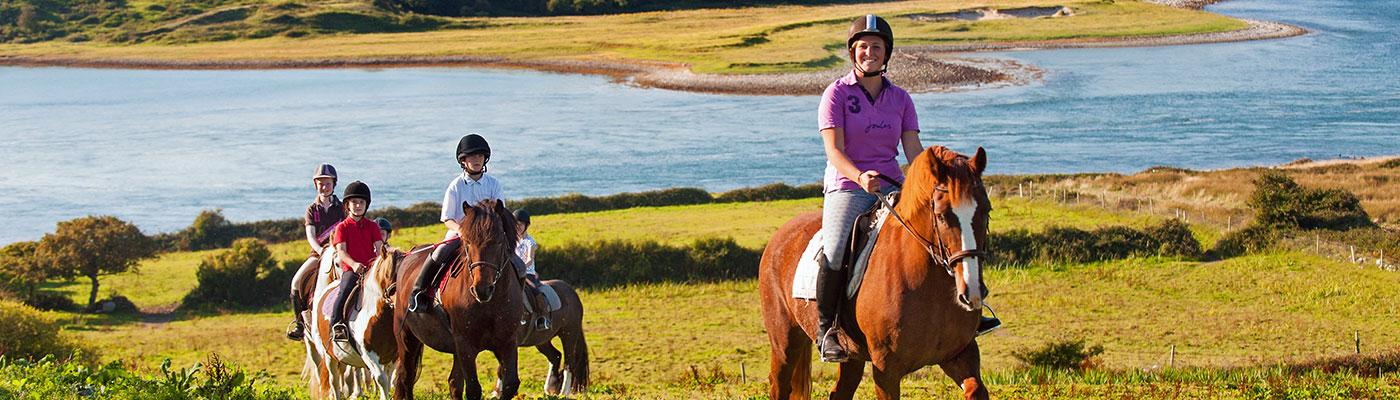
[
  {"xmin": 870, "ymin": 366, "xmax": 904, "ymax": 400},
  {"xmin": 767, "ymin": 325, "xmax": 812, "ymax": 400},
  {"xmin": 536, "ymin": 343, "xmax": 564, "ymax": 395},
  {"xmin": 937, "ymin": 340, "xmax": 988, "ymax": 400},
  {"xmin": 830, "ymin": 360, "xmax": 865, "ymax": 400}
]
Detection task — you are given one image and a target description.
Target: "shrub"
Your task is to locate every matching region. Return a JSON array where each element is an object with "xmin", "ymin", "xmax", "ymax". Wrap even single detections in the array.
[
  {"xmin": 1011, "ymin": 338, "xmax": 1103, "ymax": 370},
  {"xmin": 0, "ymin": 353, "xmax": 296, "ymax": 399},
  {"xmin": 1249, "ymin": 170, "xmax": 1371, "ymax": 231},
  {"xmin": 1211, "ymin": 224, "xmax": 1280, "ymax": 258},
  {"xmin": 990, "ymin": 219, "xmax": 1202, "ymax": 266},
  {"xmin": 0, "ymin": 300, "xmax": 97, "ymax": 364},
  {"xmin": 1381, "ymin": 158, "xmax": 1400, "ymax": 169},
  {"xmin": 1144, "ymin": 218, "xmax": 1203, "ymax": 258},
  {"xmin": 181, "ymin": 238, "xmax": 291, "ymax": 311},
  {"xmin": 23, "ymin": 292, "xmax": 79, "ymax": 312},
  {"xmin": 537, "ymin": 237, "xmax": 759, "ymax": 287}
]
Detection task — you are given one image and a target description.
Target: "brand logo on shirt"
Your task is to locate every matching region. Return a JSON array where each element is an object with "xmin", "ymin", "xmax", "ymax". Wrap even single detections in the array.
[
  {"xmin": 846, "ymin": 95, "xmax": 862, "ymax": 114},
  {"xmin": 865, "ymin": 121, "xmax": 892, "ymax": 134}
]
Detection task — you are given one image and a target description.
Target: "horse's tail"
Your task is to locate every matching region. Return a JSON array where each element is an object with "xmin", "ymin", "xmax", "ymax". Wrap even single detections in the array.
[{"xmin": 563, "ymin": 323, "xmax": 590, "ymax": 394}]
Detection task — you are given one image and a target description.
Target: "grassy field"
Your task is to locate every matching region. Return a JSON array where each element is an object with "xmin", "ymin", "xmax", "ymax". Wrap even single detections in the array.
[
  {"xmin": 35, "ymin": 189, "xmax": 1400, "ymax": 398},
  {"xmin": 0, "ymin": 0, "xmax": 1247, "ymax": 74}
]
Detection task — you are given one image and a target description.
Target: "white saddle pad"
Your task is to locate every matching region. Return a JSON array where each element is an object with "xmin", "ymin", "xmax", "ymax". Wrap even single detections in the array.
[
  {"xmin": 792, "ymin": 230, "xmax": 824, "ymax": 300},
  {"xmin": 540, "ymin": 284, "xmax": 562, "ymax": 312}
]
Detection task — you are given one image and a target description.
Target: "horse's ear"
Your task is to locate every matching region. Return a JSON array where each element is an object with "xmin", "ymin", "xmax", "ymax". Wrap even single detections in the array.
[
  {"xmin": 972, "ymin": 147, "xmax": 987, "ymax": 176},
  {"xmin": 924, "ymin": 145, "xmax": 946, "ymax": 178},
  {"xmin": 462, "ymin": 201, "xmax": 471, "ymax": 212}
]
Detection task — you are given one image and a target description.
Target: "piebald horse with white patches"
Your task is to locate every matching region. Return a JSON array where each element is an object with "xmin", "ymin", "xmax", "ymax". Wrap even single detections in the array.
[
  {"xmin": 760, "ymin": 146, "xmax": 992, "ymax": 400},
  {"xmin": 305, "ymin": 247, "xmax": 404, "ymax": 399}
]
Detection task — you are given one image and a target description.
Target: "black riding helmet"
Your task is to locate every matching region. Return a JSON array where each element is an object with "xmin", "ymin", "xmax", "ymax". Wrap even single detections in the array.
[
  {"xmin": 457, "ymin": 134, "xmax": 491, "ymax": 163},
  {"xmin": 343, "ymin": 181, "xmax": 372, "ymax": 208},
  {"xmin": 375, "ymin": 217, "xmax": 393, "ymax": 233},
  {"xmin": 846, "ymin": 14, "xmax": 894, "ymax": 76},
  {"xmin": 512, "ymin": 209, "xmax": 531, "ymax": 225}
]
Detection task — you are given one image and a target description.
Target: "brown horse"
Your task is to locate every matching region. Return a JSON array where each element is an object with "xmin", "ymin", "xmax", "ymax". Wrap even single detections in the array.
[
  {"xmin": 391, "ymin": 199, "xmax": 524, "ymax": 400},
  {"xmin": 489, "ymin": 279, "xmax": 590, "ymax": 397},
  {"xmin": 760, "ymin": 146, "xmax": 992, "ymax": 400}
]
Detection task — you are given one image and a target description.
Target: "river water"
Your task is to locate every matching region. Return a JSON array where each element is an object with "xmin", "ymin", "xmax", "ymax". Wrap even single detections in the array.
[{"xmin": 1, "ymin": 0, "xmax": 1395, "ymax": 244}]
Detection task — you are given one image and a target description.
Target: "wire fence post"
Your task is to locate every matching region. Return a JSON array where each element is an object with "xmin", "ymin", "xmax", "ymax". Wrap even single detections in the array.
[
  {"xmin": 1351, "ymin": 246, "xmax": 1356, "ymax": 264},
  {"xmin": 1169, "ymin": 345, "xmax": 1176, "ymax": 369},
  {"xmin": 1356, "ymin": 331, "xmax": 1361, "ymax": 354},
  {"xmin": 1018, "ymin": 183, "xmax": 1024, "ymax": 199}
]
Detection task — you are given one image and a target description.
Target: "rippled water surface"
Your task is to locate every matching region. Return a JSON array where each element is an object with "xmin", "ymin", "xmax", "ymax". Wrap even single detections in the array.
[{"xmin": 2, "ymin": 0, "xmax": 1396, "ymax": 244}]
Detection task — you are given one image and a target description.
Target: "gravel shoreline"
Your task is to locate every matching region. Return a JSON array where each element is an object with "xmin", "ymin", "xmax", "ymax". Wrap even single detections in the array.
[{"xmin": 0, "ymin": 2, "xmax": 1305, "ymax": 95}]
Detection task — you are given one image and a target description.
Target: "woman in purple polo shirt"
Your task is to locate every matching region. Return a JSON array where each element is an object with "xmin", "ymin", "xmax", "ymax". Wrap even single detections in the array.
[{"xmin": 814, "ymin": 15, "xmax": 999, "ymax": 363}]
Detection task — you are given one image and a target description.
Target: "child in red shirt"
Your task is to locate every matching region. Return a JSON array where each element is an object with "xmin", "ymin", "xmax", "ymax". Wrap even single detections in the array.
[{"xmin": 330, "ymin": 181, "xmax": 384, "ymax": 341}]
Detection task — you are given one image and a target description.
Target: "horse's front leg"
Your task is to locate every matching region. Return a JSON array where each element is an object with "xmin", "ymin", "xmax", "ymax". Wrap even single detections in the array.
[
  {"xmin": 831, "ymin": 360, "xmax": 865, "ymax": 400},
  {"xmin": 937, "ymin": 339, "xmax": 989, "ymax": 400},
  {"xmin": 448, "ymin": 352, "xmax": 481, "ymax": 400},
  {"xmin": 492, "ymin": 346, "xmax": 522, "ymax": 400}
]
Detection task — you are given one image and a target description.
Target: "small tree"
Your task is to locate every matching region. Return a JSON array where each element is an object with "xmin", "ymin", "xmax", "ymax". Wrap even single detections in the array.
[
  {"xmin": 37, "ymin": 216, "xmax": 156, "ymax": 311},
  {"xmin": 0, "ymin": 241, "xmax": 63, "ymax": 300}
]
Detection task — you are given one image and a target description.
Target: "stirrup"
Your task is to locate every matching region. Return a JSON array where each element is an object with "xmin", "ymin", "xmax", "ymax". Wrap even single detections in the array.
[
  {"xmin": 535, "ymin": 316, "xmax": 551, "ymax": 331},
  {"xmin": 819, "ymin": 329, "xmax": 848, "ymax": 363},
  {"xmin": 285, "ymin": 320, "xmax": 304, "ymax": 341},
  {"xmin": 976, "ymin": 304, "xmax": 1002, "ymax": 337},
  {"xmin": 407, "ymin": 290, "xmax": 431, "ymax": 313},
  {"xmin": 332, "ymin": 323, "xmax": 349, "ymax": 342}
]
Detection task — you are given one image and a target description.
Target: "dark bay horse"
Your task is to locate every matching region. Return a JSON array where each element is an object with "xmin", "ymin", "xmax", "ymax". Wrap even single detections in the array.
[
  {"xmin": 391, "ymin": 200, "xmax": 589, "ymax": 399},
  {"xmin": 759, "ymin": 146, "xmax": 992, "ymax": 400}
]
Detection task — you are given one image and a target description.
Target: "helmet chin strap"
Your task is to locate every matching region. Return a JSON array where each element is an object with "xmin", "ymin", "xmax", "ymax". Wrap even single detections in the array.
[{"xmin": 464, "ymin": 164, "xmax": 487, "ymax": 176}]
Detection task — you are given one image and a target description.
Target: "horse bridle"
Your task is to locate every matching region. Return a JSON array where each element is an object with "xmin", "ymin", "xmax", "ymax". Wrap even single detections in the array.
[
  {"xmin": 449, "ymin": 244, "xmax": 508, "ymax": 302},
  {"xmin": 874, "ymin": 175, "xmax": 988, "ymax": 277}
]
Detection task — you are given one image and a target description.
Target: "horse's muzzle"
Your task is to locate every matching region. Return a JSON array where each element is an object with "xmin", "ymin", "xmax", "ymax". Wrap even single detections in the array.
[{"xmin": 472, "ymin": 284, "xmax": 496, "ymax": 303}]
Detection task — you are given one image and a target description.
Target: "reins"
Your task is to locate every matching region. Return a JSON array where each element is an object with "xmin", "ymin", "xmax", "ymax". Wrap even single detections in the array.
[{"xmin": 872, "ymin": 174, "xmax": 987, "ymax": 277}]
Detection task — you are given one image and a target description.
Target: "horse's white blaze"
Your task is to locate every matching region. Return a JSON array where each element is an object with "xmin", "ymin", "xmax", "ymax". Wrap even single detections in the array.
[{"xmin": 952, "ymin": 202, "xmax": 982, "ymax": 306}]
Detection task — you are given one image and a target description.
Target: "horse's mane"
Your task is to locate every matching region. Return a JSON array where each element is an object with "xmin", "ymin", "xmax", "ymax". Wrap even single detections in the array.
[
  {"xmin": 458, "ymin": 200, "xmax": 519, "ymax": 261},
  {"xmin": 901, "ymin": 146, "xmax": 978, "ymax": 211},
  {"xmin": 371, "ymin": 247, "xmax": 404, "ymax": 291}
]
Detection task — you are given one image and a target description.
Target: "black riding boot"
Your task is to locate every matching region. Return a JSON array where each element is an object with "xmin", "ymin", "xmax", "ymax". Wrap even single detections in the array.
[
  {"xmin": 285, "ymin": 291, "xmax": 307, "ymax": 341},
  {"xmin": 331, "ymin": 270, "xmax": 361, "ymax": 342},
  {"xmin": 976, "ymin": 281, "xmax": 1001, "ymax": 336},
  {"xmin": 815, "ymin": 255, "xmax": 847, "ymax": 363},
  {"xmin": 409, "ymin": 240, "xmax": 458, "ymax": 313}
]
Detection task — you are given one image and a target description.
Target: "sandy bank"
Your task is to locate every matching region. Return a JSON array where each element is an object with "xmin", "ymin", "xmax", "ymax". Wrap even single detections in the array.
[{"xmin": 0, "ymin": 2, "xmax": 1306, "ymax": 95}]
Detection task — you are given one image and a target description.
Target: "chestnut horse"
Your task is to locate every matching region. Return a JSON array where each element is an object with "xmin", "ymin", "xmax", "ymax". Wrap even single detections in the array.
[
  {"xmin": 392, "ymin": 200, "xmax": 524, "ymax": 400},
  {"xmin": 760, "ymin": 146, "xmax": 992, "ymax": 400}
]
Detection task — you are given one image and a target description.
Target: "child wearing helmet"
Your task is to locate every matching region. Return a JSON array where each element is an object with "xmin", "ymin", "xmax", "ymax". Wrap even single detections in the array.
[
  {"xmin": 330, "ymin": 181, "xmax": 384, "ymax": 341},
  {"xmin": 813, "ymin": 14, "xmax": 999, "ymax": 362},
  {"xmin": 375, "ymin": 217, "xmax": 394, "ymax": 251},
  {"xmin": 513, "ymin": 209, "xmax": 550, "ymax": 330},
  {"xmin": 407, "ymin": 134, "xmax": 505, "ymax": 313},
  {"xmin": 286, "ymin": 163, "xmax": 345, "ymax": 341}
]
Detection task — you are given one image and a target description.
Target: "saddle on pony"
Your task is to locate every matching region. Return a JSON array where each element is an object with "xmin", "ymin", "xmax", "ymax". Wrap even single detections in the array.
[
  {"xmin": 792, "ymin": 191, "xmax": 899, "ymax": 301},
  {"xmin": 417, "ymin": 239, "xmax": 553, "ymax": 331}
]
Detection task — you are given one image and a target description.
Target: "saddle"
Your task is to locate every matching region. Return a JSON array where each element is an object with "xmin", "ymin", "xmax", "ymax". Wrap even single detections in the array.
[{"xmin": 792, "ymin": 191, "xmax": 898, "ymax": 300}]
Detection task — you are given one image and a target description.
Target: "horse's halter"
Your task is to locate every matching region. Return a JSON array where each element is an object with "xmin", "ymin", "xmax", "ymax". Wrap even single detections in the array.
[
  {"xmin": 449, "ymin": 243, "xmax": 508, "ymax": 303},
  {"xmin": 876, "ymin": 176, "xmax": 988, "ymax": 278}
]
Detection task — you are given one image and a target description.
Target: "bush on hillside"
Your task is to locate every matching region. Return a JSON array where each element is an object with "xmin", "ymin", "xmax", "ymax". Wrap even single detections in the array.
[
  {"xmin": 0, "ymin": 300, "xmax": 97, "ymax": 364},
  {"xmin": 536, "ymin": 237, "xmax": 759, "ymax": 287},
  {"xmin": 990, "ymin": 219, "xmax": 1203, "ymax": 266},
  {"xmin": 23, "ymin": 292, "xmax": 80, "ymax": 312},
  {"xmin": 1249, "ymin": 170, "xmax": 1371, "ymax": 231},
  {"xmin": 1381, "ymin": 158, "xmax": 1400, "ymax": 169},
  {"xmin": 181, "ymin": 238, "xmax": 293, "ymax": 311},
  {"xmin": 1011, "ymin": 338, "xmax": 1104, "ymax": 371},
  {"xmin": 1211, "ymin": 224, "xmax": 1281, "ymax": 259}
]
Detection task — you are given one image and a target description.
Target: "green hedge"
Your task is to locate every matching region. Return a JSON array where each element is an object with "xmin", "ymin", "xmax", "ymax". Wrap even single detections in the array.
[
  {"xmin": 535, "ymin": 237, "xmax": 760, "ymax": 287},
  {"xmin": 1249, "ymin": 170, "xmax": 1371, "ymax": 231},
  {"xmin": 989, "ymin": 219, "xmax": 1202, "ymax": 266},
  {"xmin": 155, "ymin": 183, "xmax": 822, "ymax": 251}
]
